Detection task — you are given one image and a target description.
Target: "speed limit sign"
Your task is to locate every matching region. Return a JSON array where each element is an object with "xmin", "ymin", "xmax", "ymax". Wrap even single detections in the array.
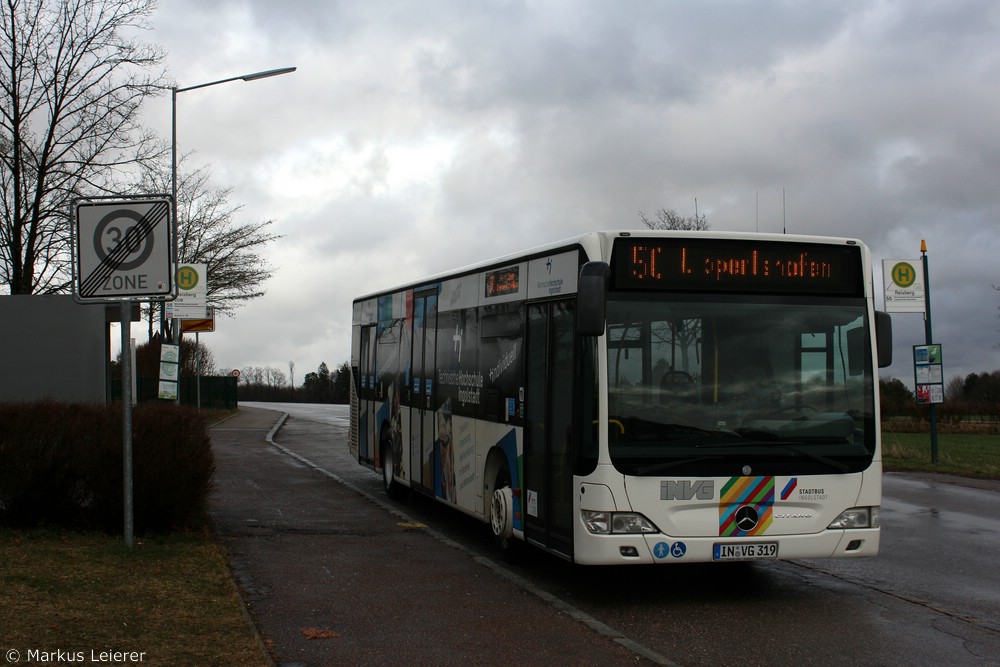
[{"xmin": 73, "ymin": 198, "xmax": 175, "ymax": 302}]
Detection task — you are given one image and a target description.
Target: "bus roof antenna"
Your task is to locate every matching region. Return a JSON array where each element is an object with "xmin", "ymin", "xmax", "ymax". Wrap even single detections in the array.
[{"xmin": 783, "ymin": 187, "xmax": 787, "ymax": 234}]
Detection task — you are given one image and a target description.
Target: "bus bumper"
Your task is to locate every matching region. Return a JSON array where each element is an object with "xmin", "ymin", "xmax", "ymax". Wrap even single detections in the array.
[{"xmin": 572, "ymin": 528, "xmax": 880, "ymax": 565}]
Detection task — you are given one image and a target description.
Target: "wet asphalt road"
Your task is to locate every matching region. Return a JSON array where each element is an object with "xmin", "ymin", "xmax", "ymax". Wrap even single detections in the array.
[
  {"xmin": 210, "ymin": 406, "xmax": 662, "ymax": 666},
  {"xmin": 216, "ymin": 403, "xmax": 1000, "ymax": 666}
]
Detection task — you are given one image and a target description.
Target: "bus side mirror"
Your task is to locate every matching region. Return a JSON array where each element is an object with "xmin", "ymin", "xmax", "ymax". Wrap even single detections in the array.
[
  {"xmin": 577, "ymin": 261, "xmax": 610, "ymax": 336},
  {"xmin": 875, "ymin": 310, "xmax": 892, "ymax": 368}
]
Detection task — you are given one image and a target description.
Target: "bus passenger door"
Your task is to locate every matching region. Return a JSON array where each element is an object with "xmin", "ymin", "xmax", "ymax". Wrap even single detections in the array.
[
  {"xmin": 410, "ymin": 290, "xmax": 438, "ymax": 493},
  {"xmin": 358, "ymin": 324, "xmax": 376, "ymax": 465},
  {"xmin": 524, "ymin": 300, "xmax": 575, "ymax": 558}
]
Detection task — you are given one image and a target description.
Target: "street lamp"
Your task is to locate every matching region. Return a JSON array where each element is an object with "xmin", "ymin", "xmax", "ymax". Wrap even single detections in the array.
[{"xmin": 164, "ymin": 66, "xmax": 296, "ymax": 336}]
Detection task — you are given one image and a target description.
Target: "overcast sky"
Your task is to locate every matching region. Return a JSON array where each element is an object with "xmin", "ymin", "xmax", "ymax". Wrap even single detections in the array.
[{"xmin": 140, "ymin": 0, "xmax": 1000, "ymax": 387}]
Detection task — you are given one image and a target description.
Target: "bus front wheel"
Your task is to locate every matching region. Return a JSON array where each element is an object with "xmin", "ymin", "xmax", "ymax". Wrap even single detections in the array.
[
  {"xmin": 490, "ymin": 472, "xmax": 520, "ymax": 559},
  {"xmin": 490, "ymin": 484, "xmax": 513, "ymax": 548}
]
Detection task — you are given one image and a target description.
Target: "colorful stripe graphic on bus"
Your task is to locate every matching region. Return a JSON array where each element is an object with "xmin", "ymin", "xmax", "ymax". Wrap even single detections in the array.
[
  {"xmin": 719, "ymin": 476, "xmax": 774, "ymax": 536},
  {"xmin": 781, "ymin": 477, "xmax": 798, "ymax": 500}
]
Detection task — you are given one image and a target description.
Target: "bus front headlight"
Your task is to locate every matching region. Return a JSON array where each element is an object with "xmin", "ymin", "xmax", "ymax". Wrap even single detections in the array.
[
  {"xmin": 828, "ymin": 506, "xmax": 880, "ymax": 529},
  {"xmin": 583, "ymin": 510, "xmax": 659, "ymax": 535}
]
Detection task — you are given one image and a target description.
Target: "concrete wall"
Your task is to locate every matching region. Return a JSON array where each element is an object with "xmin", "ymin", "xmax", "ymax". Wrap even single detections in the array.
[{"xmin": 0, "ymin": 295, "xmax": 114, "ymax": 403}]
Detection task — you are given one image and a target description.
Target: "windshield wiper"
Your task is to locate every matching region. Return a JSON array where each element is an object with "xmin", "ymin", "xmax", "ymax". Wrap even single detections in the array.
[
  {"xmin": 630, "ymin": 441, "xmax": 852, "ymax": 475},
  {"xmin": 616, "ymin": 418, "xmax": 739, "ymax": 445},
  {"xmin": 634, "ymin": 455, "xmax": 725, "ymax": 475},
  {"xmin": 696, "ymin": 430, "xmax": 782, "ymax": 447},
  {"xmin": 704, "ymin": 441, "xmax": 850, "ymax": 472},
  {"xmin": 697, "ymin": 432, "xmax": 852, "ymax": 473},
  {"xmin": 778, "ymin": 444, "xmax": 851, "ymax": 473}
]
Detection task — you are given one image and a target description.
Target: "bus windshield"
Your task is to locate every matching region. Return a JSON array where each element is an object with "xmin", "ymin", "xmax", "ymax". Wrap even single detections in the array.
[{"xmin": 605, "ymin": 294, "xmax": 876, "ymax": 477}]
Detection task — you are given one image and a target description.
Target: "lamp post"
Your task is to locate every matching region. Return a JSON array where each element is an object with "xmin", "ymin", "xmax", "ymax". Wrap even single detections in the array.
[{"xmin": 163, "ymin": 66, "xmax": 296, "ymax": 337}]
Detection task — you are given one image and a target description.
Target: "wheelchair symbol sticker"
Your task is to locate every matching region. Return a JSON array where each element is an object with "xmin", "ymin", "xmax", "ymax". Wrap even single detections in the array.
[{"xmin": 653, "ymin": 541, "xmax": 687, "ymax": 559}]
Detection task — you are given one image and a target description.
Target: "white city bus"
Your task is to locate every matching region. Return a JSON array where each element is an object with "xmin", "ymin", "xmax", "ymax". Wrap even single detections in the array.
[{"xmin": 350, "ymin": 231, "xmax": 892, "ymax": 565}]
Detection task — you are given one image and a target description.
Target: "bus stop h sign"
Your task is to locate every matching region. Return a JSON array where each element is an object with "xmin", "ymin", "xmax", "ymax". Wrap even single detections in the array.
[{"xmin": 74, "ymin": 198, "xmax": 174, "ymax": 302}]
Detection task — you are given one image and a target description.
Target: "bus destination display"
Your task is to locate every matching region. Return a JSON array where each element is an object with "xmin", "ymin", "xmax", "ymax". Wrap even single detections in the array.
[
  {"xmin": 613, "ymin": 238, "xmax": 863, "ymax": 296},
  {"xmin": 485, "ymin": 266, "xmax": 520, "ymax": 298}
]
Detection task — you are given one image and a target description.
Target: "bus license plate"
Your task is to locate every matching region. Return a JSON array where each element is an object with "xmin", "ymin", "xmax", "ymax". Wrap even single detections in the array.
[{"xmin": 713, "ymin": 542, "xmax": 778, "ymax": 561}]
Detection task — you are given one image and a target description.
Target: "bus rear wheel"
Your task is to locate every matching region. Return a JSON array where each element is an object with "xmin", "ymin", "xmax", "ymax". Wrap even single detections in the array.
[{"xmin": 381, "ymin": 438, "xmax": 405, "ymax": 500}]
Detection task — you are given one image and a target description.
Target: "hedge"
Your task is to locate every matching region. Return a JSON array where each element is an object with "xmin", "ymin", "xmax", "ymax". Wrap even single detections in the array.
[{"xmin": 0, "ymin": 401, "xmax": 215, "ymax": 532}]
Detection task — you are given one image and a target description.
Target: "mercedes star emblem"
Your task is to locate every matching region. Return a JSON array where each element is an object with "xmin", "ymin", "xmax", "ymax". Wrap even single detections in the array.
[{"xmin": 735, "ymin": 505, "xmax": 759, "ymax": 532}]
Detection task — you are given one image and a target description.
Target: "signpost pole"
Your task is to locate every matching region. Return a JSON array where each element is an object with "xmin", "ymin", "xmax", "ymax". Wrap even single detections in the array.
[
  {"xmin": 921, "ymin": 240, "xmax": 939, "ymax": 464},
  {"xmin": 73, "ymin": 196, "xmax": 175, "ymax": 550},
  {"xmin": 120, "ymin": 300, "xmax": 135, "ymax": 548},
  {"xmin": 196, "ymin": 331, "xmax": 202, "ymax": 410},
  {"xmin": 173, "ymin": 318, "xmax": 182, "ymax": 406}
]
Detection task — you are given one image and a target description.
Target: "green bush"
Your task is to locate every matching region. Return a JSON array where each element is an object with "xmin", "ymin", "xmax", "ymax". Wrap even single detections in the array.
[{"xmin": 0, "ymin": 401, "xmax": 215, "ymax": 532}]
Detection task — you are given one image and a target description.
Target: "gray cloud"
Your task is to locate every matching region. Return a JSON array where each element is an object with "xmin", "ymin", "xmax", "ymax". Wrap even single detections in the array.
[{"xmin": 143, "ymin": 0, "xmax": 1000, "ymax": 381}]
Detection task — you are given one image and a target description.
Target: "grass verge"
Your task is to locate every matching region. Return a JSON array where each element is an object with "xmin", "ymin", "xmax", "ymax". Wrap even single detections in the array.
[
  {"xmin": 0, "ymin": 530, "xmax": 269, "ymax": 666},
  {"xmin": 882, "ymin": 431, "xmax": 1000, "ymax": 479}
]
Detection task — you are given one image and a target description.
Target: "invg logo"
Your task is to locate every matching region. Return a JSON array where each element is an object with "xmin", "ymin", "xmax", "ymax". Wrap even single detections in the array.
[{"xmin": 661, "ymin": 480, "xmax": 714, "ymax": 501}]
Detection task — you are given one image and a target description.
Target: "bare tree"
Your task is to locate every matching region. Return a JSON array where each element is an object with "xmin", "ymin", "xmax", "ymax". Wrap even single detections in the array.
[
  {"xmin": 638, "ymin": 208, "xmax": 709, "ymax": 231},
  {"xmin": 241, "ymin": 366, "xmax": 264, "ymax": 387},
  {"xmin": 264, "ymin": 366, "xmax": 287, "ymax": 388},
  {"xmin": 1, "ymin": 0, "xmax": 167, "ymax": 294},
  {"xmin": 122, "ymin": 336, "xmax": 215, "ymax": 377},
  {"xmin": 945, "ymin": 374, "xmax": 966, "ymax": 403},
  {"xmin": 139, "ymin": 156, "xmax": 280, "ymax": 326},
  {"xmin": 638, "ymin": 208, "xmax": 710, "ymax": 375},
  {"xmin": 237, "ymin": 364, "xmax": 292, "ymax": 401}
]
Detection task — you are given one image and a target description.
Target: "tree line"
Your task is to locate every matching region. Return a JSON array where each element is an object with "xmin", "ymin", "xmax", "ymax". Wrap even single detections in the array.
[
  {"xmin": 113, "ymin": 338, "xmax": 351, "ymax": 404},
  {"xmin": 881, "ymin": 369, "xmax": 1000, "ymax": 422},
  {"xmin": 237, "ymin": 361, "xmax": 351, "ymax": 404}
]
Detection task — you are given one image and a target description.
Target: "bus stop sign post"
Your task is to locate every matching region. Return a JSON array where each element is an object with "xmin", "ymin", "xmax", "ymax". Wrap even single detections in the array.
[
  {"xmin": 921, "ymin": 241, "xmax": 939, "ymax": 464},
  {"xmin": 884, "ymin": 242, "xmax": 940, "ymax": 465},
  {"xmin": 72, "ymin": 197, "xmax": 175, "ymax": 548}
]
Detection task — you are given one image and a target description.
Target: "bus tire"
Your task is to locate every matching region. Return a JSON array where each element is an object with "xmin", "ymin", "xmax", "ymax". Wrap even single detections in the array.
[
  {"xmin": 381, "ymin": 438, "xmax": 405, "ymax": 500},
  {"xmin": 490, "ymin": 466, "xmax": 520, "ymax": 558}
]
